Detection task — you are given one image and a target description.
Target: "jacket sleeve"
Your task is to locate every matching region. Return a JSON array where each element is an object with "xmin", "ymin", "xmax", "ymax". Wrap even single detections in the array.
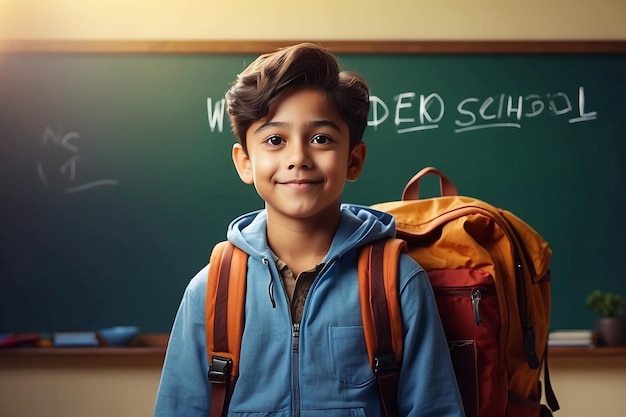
[
  {"xmin": 396, "ymin": 255, "xmax": 466, "ymax": 417},
  {"xmin": 153, "ymin": 265, "xmax": 211, "ymax": 417}
]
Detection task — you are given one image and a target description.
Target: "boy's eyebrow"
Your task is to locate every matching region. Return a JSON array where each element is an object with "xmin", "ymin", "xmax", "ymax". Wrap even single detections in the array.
[{"xmin": 254, "ymin": 120, "xmax": 343, "ymax": 134}]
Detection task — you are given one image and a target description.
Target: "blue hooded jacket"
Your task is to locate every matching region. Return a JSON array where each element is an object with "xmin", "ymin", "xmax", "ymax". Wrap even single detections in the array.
[{"xmin": 154, "ymin": 204, "xmax": 465, "ymax": 417}]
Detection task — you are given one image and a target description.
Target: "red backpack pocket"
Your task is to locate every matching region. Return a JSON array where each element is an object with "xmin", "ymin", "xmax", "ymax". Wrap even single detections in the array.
[{"xmin": 429, "ymin": 268, "xmax": 502, "ymax": 417}]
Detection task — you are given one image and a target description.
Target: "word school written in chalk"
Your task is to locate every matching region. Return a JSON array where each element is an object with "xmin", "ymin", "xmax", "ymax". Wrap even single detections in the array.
[{"xmin": 206, "ymin": 86, "xmax": 597, "ymax": 136}]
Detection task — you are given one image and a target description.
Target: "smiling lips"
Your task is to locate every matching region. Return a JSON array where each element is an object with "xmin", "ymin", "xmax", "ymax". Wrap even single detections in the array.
[{"xmin": 279, "ymin": 179, "xmax": 322, "ymax": 190}]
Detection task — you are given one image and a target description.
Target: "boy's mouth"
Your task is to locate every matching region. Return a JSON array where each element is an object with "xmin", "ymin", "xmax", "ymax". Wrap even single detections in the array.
[{"xmin": 279, "ymin": 179, "xmax": 323, "ymax": 189}]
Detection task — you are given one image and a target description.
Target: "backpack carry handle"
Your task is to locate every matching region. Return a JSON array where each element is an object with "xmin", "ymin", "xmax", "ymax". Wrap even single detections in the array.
[{"xmin": 402, "ymin": 167, "xmax": 458, "ymax": 201}]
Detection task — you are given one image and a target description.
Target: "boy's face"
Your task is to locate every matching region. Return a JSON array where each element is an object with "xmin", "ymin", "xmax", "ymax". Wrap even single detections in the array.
[{"xmin": 232, "ymin": 88, "xmax": 366, "ymax": 224}]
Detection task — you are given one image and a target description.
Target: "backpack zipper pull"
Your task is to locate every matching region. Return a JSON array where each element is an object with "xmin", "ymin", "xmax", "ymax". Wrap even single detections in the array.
[{"xmin": 471, "ymin": 288, "xmax": 483, "ymax": 326}]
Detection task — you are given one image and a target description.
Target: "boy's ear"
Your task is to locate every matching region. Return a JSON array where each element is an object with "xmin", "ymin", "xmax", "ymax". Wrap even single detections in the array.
[
  {"xmin": 347, "ymin": 142, "xmax": 366, "ymax": 182},
  {"xmin": 232, "ymin": 143, "xmax": 254, "ymax": 185}
]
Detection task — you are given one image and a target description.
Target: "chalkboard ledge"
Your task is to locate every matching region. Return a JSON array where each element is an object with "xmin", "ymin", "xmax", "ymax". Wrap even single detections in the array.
[
  {"xmin": 549, "ymin": 346, "xmax": 626, "ymax": 357},
  {"xmin": 0, "ymin": 334, "xmax": 168, "ymax": 367},
  {"xmin": 1, "ymin": 334, "xmax": 625, "ymax": 364}
]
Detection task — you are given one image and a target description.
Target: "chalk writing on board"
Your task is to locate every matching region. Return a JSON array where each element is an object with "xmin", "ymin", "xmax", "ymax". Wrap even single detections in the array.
[
  {"xmin": 36, "ymin": 127, "xmax": 119, "ymax": 194},
  {"xmin": 207, "ymin": 98, "xmax": 226, "ymax": 133},
  {"xmin": 206, "ymin": 86, "xmax": 597, "ymax": 136},
  {"xmin": 370, "ymin": 86, "xmax": 597, "ymax": 134},
  {"xmin": 453, "ymin": 87, "xmax": 596, "ymax": 133}
]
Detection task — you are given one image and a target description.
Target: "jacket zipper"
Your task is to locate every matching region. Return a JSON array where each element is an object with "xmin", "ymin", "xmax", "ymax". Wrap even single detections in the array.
[
  {"xmin": 292, "ymin": 323, "xmax": 300, "ymax": 351},
  {"xmin": 290, "ymin": 258, "xmax": 336, "ymax": 417},
  {"xmin": 292, "ymin": 322, "xmax": 300, "ymax": 417}
]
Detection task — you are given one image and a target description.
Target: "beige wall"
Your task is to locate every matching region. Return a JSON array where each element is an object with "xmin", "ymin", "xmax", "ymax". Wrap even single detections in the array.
[
  {"xmin": 1, "ymin": 366, "xmax": 160, "ymax": 417},
  {"xmin": 1, "ymin": 353, "xmax": 626, "ymax": 417},
  {"xmin": 1, "ymin": 0, "xmax": 626, "ymax": 41}
]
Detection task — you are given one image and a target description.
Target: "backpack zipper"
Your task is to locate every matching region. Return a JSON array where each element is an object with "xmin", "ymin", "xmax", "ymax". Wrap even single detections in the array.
[
  {"xmin": 471, "ymin": 288, "xmax": 483, "ymax": 326},
  {"xmin": 436, "ymin": 286, "xmax": 490, "ymax": 326}
]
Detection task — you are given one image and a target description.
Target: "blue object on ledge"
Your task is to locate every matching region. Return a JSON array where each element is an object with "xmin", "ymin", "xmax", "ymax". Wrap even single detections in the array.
[
  {"xmin": 53, "ymin": 332, "xmax": 98, "ymax": 347},
  {"xmin": 98, "ymin": 326, "xmax": 140, "ymax": 347}
]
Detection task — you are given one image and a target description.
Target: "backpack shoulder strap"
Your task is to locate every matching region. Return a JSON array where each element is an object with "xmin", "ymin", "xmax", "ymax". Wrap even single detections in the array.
[
  {"xmin": 358, "ymin": 238, "xmax": 406, "ymax": 417},
  {"xmin": 205, "ymin": 239, "xmax": 405, "ymax": 417},
  {"xmin": 206, "ymin": 241, "xmax": 248, "ymax": 417}
]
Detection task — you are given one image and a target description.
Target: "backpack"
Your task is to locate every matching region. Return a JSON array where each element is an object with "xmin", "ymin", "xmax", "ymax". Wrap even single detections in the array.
[{"xmin": 205, "ymin": 166, "xmax": 560, "ymax": 417}]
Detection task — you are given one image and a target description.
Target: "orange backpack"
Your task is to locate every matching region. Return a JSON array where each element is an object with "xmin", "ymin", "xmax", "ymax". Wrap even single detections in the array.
[
  {"xmin": 371, "ymin": 167, "xmax": 559, "ymax": 417},
  {"xmin": 205, "ymin": 167, "xmax": 560, "ymax": 417}
]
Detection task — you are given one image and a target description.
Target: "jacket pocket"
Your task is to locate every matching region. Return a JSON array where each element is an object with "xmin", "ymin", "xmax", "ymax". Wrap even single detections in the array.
[{"xmin": 328, "ymin": 325, "xmax": 374, "ymax": 386}]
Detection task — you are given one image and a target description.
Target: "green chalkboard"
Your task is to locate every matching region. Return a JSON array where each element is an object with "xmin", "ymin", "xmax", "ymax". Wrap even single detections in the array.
[{"xmin": 1, "ymin": 44, "xmax": 625, "ymax": 333}]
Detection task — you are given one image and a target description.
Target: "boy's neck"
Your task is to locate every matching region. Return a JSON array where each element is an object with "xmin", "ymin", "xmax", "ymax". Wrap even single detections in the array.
[{"xmin": 265, "ymin": 209, "xmax": 340, "ymax": 276}]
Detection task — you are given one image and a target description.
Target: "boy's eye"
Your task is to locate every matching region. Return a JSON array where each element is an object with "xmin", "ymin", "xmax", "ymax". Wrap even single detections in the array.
[
  {"xmin": 311, "ymin": 134, "xmax": 331, "ymax": 145},
  {"xmin": 264, "ymin": 135, "xmax": 284, "ymax": 146}
]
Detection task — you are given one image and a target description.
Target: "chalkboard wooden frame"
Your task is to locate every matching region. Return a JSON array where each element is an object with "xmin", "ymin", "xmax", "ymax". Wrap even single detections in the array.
[{"xmin": 2, "ymin": 40, "xmax": 626, "ymax": 54}]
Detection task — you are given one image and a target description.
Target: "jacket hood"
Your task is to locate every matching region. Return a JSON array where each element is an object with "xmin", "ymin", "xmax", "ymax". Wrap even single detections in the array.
[{"xmin": 226, "ymin": 204, "xmax": 396, "ymax": 261}]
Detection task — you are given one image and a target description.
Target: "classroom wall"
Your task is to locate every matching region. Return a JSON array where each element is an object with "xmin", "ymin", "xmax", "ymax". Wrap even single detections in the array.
[
  {"xmin": 1, "ymin": 0, "xmax": 626, "ymax": 41},
  {"xmin": 1, "ymin": 1, "xmax": 625, "ymax": 417},
  {"xmin": 1, "ymin": 354, "xmax": 626, "ymax": 417}
]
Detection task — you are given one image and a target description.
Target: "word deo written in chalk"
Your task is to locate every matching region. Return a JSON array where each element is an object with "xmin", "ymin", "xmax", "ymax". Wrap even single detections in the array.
[{"xmin": 206, "ymin": 86, "xmax": 597, "ymax": 135}]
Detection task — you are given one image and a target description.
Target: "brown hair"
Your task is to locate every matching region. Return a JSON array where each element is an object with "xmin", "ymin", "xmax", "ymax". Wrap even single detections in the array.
[{"xmin": 225, "ymin": 42, "xmax": 370, "ymax": 153}]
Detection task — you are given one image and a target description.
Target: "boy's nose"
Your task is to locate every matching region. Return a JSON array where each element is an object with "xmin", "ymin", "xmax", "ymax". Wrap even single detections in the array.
[{"xmin": 287, "ymin": 141, "xmax": 312, "ymax": 169}]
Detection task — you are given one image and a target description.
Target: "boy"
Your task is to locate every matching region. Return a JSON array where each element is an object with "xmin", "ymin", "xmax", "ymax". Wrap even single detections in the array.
[{"xmin": 154, "ymin": 43, "xmax": 464, "ymax": 417}]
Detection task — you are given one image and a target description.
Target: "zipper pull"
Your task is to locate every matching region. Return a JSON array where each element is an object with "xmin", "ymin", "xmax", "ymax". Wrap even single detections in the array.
[
  {"xmin": 292, "ymin": 323, "xmax": 300, "ymax": 352},
  {"xmin": 471, "ymin": 289, "xmax": 483, "ymax": 326}
]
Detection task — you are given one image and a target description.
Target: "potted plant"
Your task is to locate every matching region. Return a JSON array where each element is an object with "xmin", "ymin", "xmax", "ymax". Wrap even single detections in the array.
[{"xmin": 586, "ymin": 289, "xmax": 626, "ymax": 346}]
